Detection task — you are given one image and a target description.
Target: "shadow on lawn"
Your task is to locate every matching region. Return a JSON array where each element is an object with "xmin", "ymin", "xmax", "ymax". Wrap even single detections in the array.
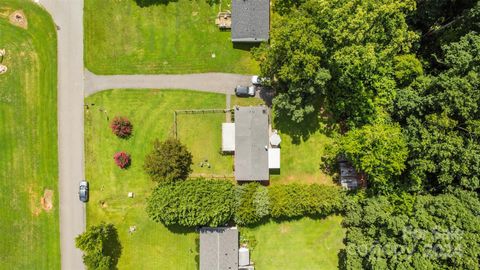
[
  {"xmin": 274, "ymin": 102, "xmax": 340, "ymax": 144},
  {"xmin": 104, "ymin": 226, "xmax": 123, "ymax": 269},
  {"xmin": 274, "ymin": 110, "xmax": 321, "ymax": 145},
  {"xmin": 134, "ymin": 0, "xmax": 219, "ymax": 7}
]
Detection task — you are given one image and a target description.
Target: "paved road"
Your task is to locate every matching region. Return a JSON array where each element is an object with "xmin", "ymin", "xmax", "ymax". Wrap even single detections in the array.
[
  {"xmin": 38, "ymin": 1, "xmax": 85, "ymax": 269},
  {"xmin": 85, "ymin": 69, "xmax": 252, "ymax": 96}
]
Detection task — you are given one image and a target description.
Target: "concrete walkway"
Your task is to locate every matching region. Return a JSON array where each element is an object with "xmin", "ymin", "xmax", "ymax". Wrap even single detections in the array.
[
  {"xmin": 39, "ymin": 1, "xmax": 85, "ymax": 270},
  {"xmin": 85, "ymin": 70, "xmax": 251, "ymax": 96}
]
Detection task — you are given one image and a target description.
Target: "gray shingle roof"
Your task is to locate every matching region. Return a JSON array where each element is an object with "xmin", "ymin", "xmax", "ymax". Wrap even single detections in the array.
[
  {"xmin": 231, "ymin": 0, "xmax": 270, "ymax": 42},
  {"xmin": 200, "ymin": 227, "xmax": 239, "ymax": 270},
  {"xmin": 234, "ymin": 106, "xmax": 269, "ymax": 181}
]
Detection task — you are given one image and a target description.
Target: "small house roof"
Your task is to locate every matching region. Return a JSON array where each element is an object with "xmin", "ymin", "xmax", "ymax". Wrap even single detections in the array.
[
  {"xmin": 200, "ymin": 227, "xmax": 239, "ymax": 270},
  {"xmin": 231, "ymin": 0, "xmax": 270, "ymax": 43},
  {"xmin": 234, "ymin": 106, "xmax": 269, "ymax": 181}
]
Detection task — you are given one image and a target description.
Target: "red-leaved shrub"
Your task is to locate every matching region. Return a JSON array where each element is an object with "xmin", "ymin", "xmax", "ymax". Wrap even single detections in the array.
[
  {"xmin": 110, "ymin": 116, "xmax": 132, "ymax": 138},
  {"xmin": 114, "ymin": 151, "xmax": 131, "ymax": 169}
]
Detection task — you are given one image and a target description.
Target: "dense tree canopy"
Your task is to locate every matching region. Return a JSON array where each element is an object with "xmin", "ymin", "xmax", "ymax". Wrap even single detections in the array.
[
  {"xmin": 75, "ymin": 223, "xmax": 122, "ymax": 270},
  {"xmin": 143, "ymin": 138, "xmax": 192, "ymax": 183},
  {"xmin": 338, "ymin": 123, "xmax": 409, "ymax": 193},
  {"xmin": 343, "ymin": 190, "xmax": 480, "ymax": 270},
  {"xmin": 393, "ymin": 32, "xmax": 480, "ymax": 191},
  {"xmin": 255, "ymin": 0, "xmax": 419, "ymax": 126}
]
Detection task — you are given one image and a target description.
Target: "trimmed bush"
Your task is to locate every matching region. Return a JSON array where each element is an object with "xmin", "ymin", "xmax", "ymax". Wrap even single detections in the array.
[
  {"xmin": 234, "ymin": 183, "xmax": 270, "ymax": 225},
  {"xmin": 144, "ymin": 138, "xmax": 193, "ymax": 182},
  {"xmin": 110, "ymin": 116, "xmax": 133, "ymax": 138},
  {"xmin": 146, "ymin": 179, "xmax": 234, "ymax": 227},
  {"xmin": 269, "ymin": 184, "xmax": 344, "ymax": 219},
  {"xmin": 113, "ymin": 151, "xmax": 131, "ymax": 169}
]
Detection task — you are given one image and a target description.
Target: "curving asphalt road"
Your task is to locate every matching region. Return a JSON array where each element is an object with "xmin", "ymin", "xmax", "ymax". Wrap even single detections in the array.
[
  {"xmin": 38, "ymin": 0, "xmax": 85, "ymax": 269},
  {"xmin": 84, "ymin": 69, "xmax": 252, "ymax": 96}
]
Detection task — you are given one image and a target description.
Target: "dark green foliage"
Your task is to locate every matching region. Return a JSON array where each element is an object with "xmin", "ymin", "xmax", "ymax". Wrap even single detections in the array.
[
  {"xmin": 343, "ymin": 190, "xmax": 480, "ymax": 270},
  {"xmin": 146, "ymin": 179, "xmax": 235, "ymax": 227},
  {"xmin": 339, "ymin": 123, "xmax": 409, "ymax": 193},
  {"xmin": 269, "ymin": 184, "xmax": 344, "ymax": 219},
  {"xmin": 147, "ymin": 181, "xmax": 343, "ymax": 227},
  {"xmin": 393, "ymin": 32, "xmax": 480, "ymax": 191},
  {"xmin": 234, "ymin": 183, "xmax": 270, "ymax": 225},
  {"xmin": 144, "ymin": 138, "xmax": 193, "ymax": 183},
  {"xmin": 255, "ymin": 0, "xmax": 420, "ymax": 127},
  {"xmin": 75, "ymin": 223, "xmax": 122, "ymax": 270},
  {"xmin": 272, "ymin": 0, "xmax": 306, "ymax": 15}
]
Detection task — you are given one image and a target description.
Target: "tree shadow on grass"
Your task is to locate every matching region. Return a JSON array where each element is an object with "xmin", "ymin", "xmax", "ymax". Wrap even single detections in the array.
[
  {"xmin": 233, "ymin": 42, "xmax": 261, "ymax": 52},
  {"xmin": 104, "ymin": 225, "xmax": 123, "ymax": 269},
  {"xmin": 134, "ymin": 0, "xmax": 219, "ymax": 7},
  {"xmin": 165, "ymin": 224, "xmax": 197, "ymax": 235},
  {"xmin": 274, "ymin": 109, "xmax": 321, "ymax": 145}
]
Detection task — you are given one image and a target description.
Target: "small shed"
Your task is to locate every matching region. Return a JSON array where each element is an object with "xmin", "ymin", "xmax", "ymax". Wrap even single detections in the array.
[
  {"xmin": 268, "ymin": 148, "xmax": 280, "ymax": 170},
  {"xmin": 222, "ymin": 123, "xmax": 236, "ymax": 152},
  {"xmin": 239, "ymin": 247, "xmax": 250, "ymax": 266}
]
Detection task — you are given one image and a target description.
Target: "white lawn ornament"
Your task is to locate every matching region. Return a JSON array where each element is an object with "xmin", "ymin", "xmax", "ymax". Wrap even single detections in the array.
[{"xmin": 0, "ymin": 64, "xmax": 7, "ymax": 75}]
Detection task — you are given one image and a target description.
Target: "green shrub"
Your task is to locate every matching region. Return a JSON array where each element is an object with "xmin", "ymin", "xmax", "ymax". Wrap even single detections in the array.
[
  {"xmin": 146, "ymin": 179, "xmax": 234, "ymax": 227},
  {"xmin": 144, "ymin": 138, "xmax": 193, "ymax": 183},
  {"xmin": 234, "ymin": 183, "xmax": 270, "ymax": 225},
  {"xmin": 269, "ymin": 184, "xmax": 344, "ymax": 219},
  {"xmin": 75, "ymin": 223, "xmax": 122, "ymax": 270}
]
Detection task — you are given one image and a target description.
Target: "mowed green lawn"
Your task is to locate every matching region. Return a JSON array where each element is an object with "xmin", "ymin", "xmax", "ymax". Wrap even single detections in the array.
[
  {"xmin": 242, "ymin": 216, "xmax": 345, "ymax": 270},
  {"xmin": 84, "ymin": 0, "xmax": 259, "ymax": 75},
  {"xmin": 271, "ymin": 130, "xmax": 334, "ymax": 185},
  {"xmin": 0, "ymin": 0, "xmax": 60, "ymax": 269},
  {"xmin": 85, "ymin": 90, "xmax": 229, "ymax": 269}
]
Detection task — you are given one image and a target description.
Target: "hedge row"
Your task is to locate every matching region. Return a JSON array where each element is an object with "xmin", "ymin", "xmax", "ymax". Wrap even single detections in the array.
[
  {"xmin": 146, "ymin": 179, "xmax": 235, "ymax": 227},
  {"xmin": 146, "ymin": 180, "xmax": 345, "ymax": 227}
]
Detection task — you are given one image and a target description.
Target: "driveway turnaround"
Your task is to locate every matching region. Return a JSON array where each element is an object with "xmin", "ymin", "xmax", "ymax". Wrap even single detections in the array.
[
  {"xmin": 85, "ymin": 70, "xmax": 252, "ymax": 96},
  {"xmin": 38, "ymin": 0, "xmax": 85, "ymax": 269}
]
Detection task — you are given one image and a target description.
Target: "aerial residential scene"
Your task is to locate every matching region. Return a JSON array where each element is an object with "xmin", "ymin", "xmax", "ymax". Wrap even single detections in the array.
[{"xmin": 1, "ymin": 0, "xmax": 479, "ymax": 269}]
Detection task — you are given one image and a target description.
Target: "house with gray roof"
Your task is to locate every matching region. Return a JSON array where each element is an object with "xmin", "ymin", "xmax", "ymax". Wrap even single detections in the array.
[
  {"xmin": 200, "ymin": 227, "xmax": 239, "ymax": 270},
  {"xmin": 234, "ymin": 106, "xmax": 270, "ymax": 181},
  {"xmin": 231, "ymin": 0, "xmax": 270, "ymax": 43}
]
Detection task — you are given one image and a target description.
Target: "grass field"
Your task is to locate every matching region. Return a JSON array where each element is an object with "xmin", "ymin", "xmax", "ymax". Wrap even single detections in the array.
[
  {"xmin": 85, "ymin": 90, "xmax": 228, "ymax": 269},
  {"xmin": 271, "ymin": 130, "xmax": 334, "ymax": 185},
  {"xmin": 0, "ymin": 0, "xmax": 60, "ymax": 269},
  {"xmin": 84, "ymin": 0, "xmax": 259, "ymax": 75},
  {"xmin": 242, "ymin": 216, "xmax": 345, "ymax": 270}
]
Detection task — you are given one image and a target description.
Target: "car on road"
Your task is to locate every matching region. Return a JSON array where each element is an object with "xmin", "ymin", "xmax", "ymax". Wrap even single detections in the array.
[
  {"xmin": 235, "ymin": 85, "xmax": 255, "ymax": 97},
  {"xmin": 79, "ymin": 181, "xmax": 89, "ymax": 202}
]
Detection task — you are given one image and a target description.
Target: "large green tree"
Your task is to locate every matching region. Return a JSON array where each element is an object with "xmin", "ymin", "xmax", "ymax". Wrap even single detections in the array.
[
  {"xmin": 338, "ymin": 123, "xmax": 409, "ymax": 193},
  {"xmin": 75, "ymin": 223, "xmax": 122, "ymax": 270},
  {"xmin": 255, "ymin": 0, "xmax": 419, "ymax": 126},
  {"xmin": 343, "ymin": 190, "xmax": 480, "ymax": 270},
  {"xmin": 143, "ymin": 138, "xmax": 193, "ymax": 183},
  {"xmin": 393, "ymin": 32, "xmax": 480, "ymax": 191}
]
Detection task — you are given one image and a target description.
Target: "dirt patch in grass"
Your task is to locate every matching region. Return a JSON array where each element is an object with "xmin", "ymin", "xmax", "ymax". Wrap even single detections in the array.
[
  {"xmin": 28, "ymin": 186, "xmax": 41, "ymax": 216},
  {"xmin": 279, "ymin": 224, "xmax": 290, "ymax": 234},
  {"xmin": 9, "ymin": 10, "xmax": 27, "ymax": 29},
  {"xmin": 41, "ymin": 189, "xmax": 54, "ymax": 211}
]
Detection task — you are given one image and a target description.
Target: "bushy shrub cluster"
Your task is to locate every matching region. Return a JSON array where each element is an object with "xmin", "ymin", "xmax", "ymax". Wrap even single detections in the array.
[
  {"xmin": 144, "ymin": 138, "xmax": 193, "ymax": 183},
  {"xmin": 113, "ymin": 151, "xmax": 131, "ymax": 169},
  {"xmin": 110, "ymin": 116, "xmax": 133, "ymax": 138},
  {"xmin": 234, "ymin": 183, "xmax": 270, "ymax": 225},
  {"xmin": 146, "ymin": 179, "xmax": 234, "ymax": 227},
  {"xmin": 269, "ymin": 184, "xmax": 344, "ymax": 219},
  {"xmin": 146, "ymin": 179, "xmax": 345, "ymax": 227}
]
